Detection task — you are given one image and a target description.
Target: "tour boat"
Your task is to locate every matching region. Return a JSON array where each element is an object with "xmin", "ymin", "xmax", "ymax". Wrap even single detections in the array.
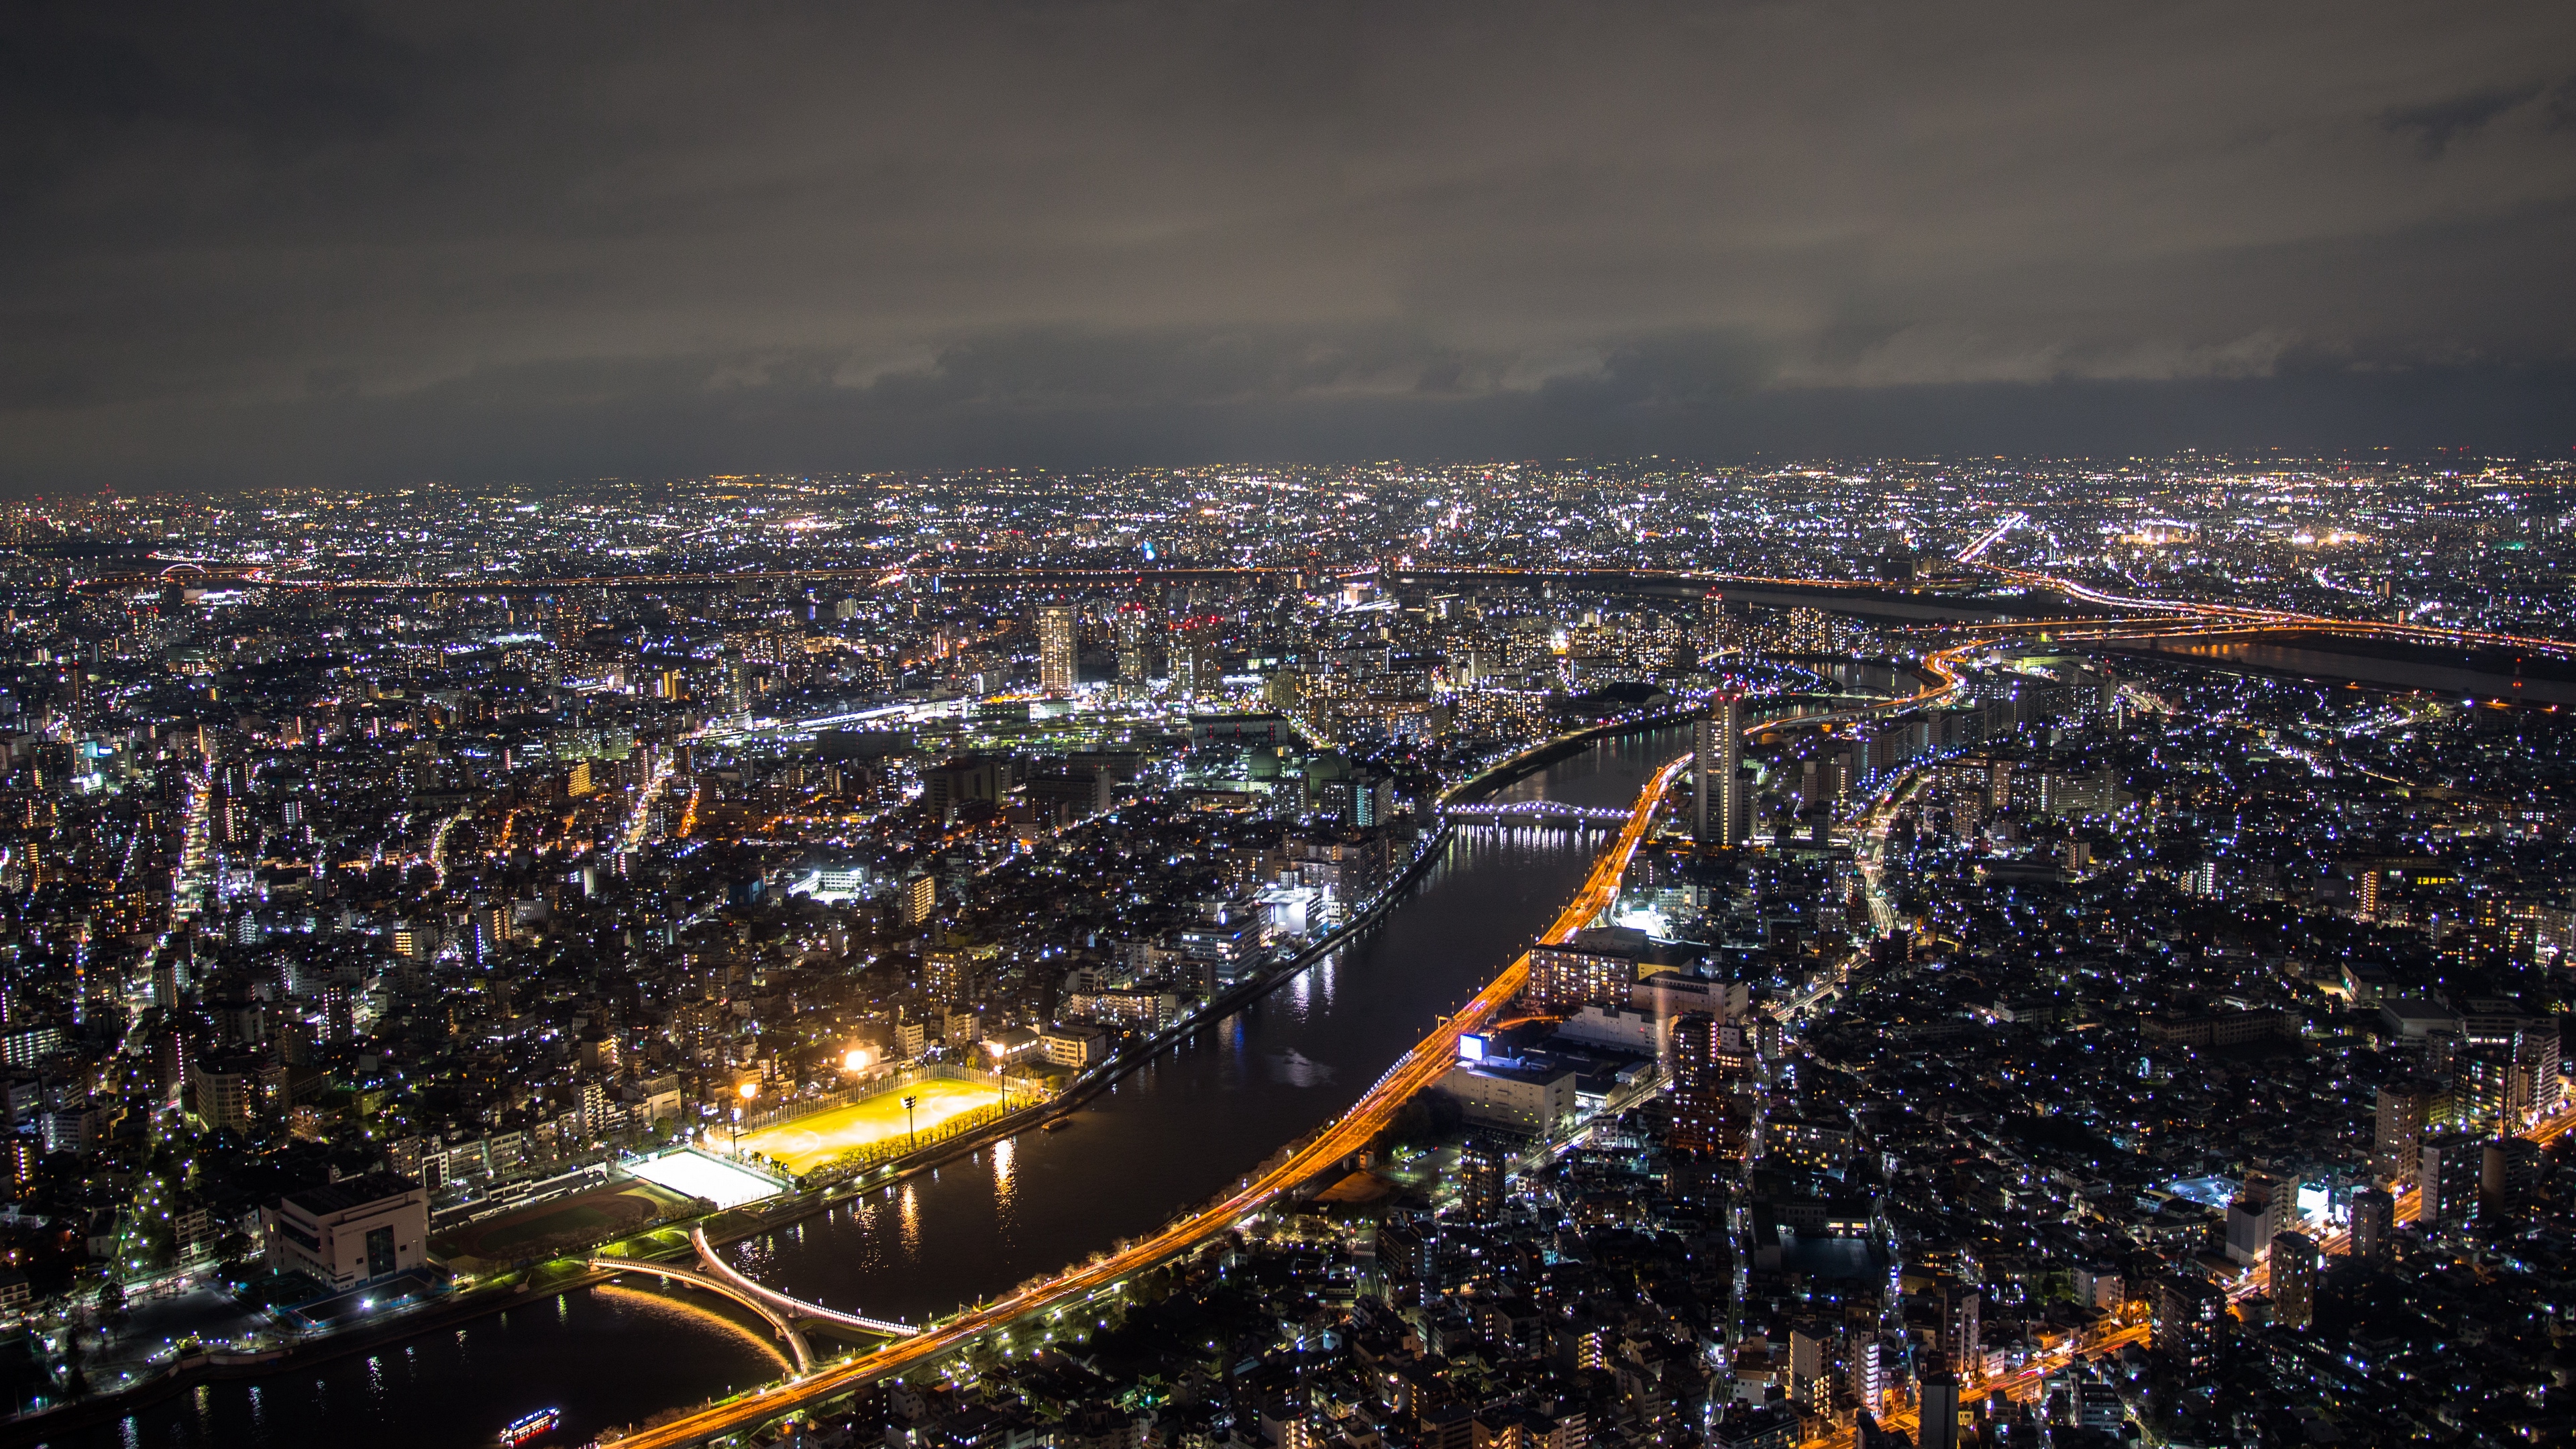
[{"xmin": 498, "ymin": 1407, "xmax": 561, "ymax": 1446}]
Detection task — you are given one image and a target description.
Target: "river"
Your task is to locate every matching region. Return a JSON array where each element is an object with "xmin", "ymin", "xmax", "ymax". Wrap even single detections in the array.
[{"xmin": 50, "ymin": 727, "xmax": 1686, "ymax": 1449}]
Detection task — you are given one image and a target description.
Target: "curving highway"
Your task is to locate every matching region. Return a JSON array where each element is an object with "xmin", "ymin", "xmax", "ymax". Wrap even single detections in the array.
[
  {"xmin": 607, "ymin": 659, "xmax": 1974, "ymax": 1447},
  {"xmin": 602, "ymin": 752, "xmax": 1693, "ymax": 1448}
]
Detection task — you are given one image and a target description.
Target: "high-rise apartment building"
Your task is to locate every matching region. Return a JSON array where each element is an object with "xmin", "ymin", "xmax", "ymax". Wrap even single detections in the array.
[
  {"xmin": 2482, "ymin": 1136, "xmax": 2543, "ymax": 1220},
  {"xmin": 1942, "ymin": 1285, "xmax": 1980, "ymax": 1374},
  {"xmin": 2419, "ymin": 1130, "xmax": 2484, "ymax": 1227},
  {"xmin": 1038, "ymin": 604, "xmax": 1078, "ymax": 694},
  {"xmin": 900, "ymin": 874, "xmax": 937, "ymax": 928},
  {"xmin": 2350, "ymin": 1186, "xmax": 2396, "ymax": 1259},
  {"xmin": 1455, "ymin": 1144, "xmax": 1503, "ymax": 1217},
  {"xmin": 2269, "ymin": 1230, "xmax": 2317, "ymax": 1330},
  {"xmin": 1695, "ymin": 693, "xmax": 1744, "ymax": 848},
  {"xmin": 2149, "ymin": 1275, "xmax": 2224, "ymax": 1369},
  {"xmin": 1115, "ymin": 605, "xmax": 1153, "ymax": 694},
  {"xmin": 1528, "ymin": 928, "xmax": 1647, "ymax": 1012},
  {"xmin": 2374, "ymin": 1079, "xmax": 2431, "ymax": 1185},
  {"xmin": 1171, "ymin": 616, "xmax": 1219, "ymax": 698}
]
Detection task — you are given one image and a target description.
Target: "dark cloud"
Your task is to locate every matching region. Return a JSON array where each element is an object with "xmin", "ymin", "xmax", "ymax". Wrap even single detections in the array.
[
  {"xmin": 3, "ymin": 1, "xmax": 2574, "ymax": 491},
  {"xmin": 2378, "ymin": 83, "xmax": 2547, "ymax": 158}
]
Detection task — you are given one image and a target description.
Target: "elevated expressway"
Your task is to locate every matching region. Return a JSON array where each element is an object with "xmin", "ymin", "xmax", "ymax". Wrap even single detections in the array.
[
  {"xmin": 603, "ymin": 751, "xmax": 1693, "ymax": 1448},
  {"xmin": 608, "ymin": 655, "xmax": 1972, "ymax": 1446}
]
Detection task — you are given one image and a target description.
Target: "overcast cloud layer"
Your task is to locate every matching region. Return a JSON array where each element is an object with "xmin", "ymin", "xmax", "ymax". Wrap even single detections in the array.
[{"xmin": 4, "ymin": 0, "xmax": 2574, "ymax": 490}]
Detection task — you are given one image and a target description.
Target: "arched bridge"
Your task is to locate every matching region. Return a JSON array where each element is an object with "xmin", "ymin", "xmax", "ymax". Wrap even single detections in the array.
[
  {"xmin": 690, "ymin": 1227, "xmax": 920, "ymax": 1339},
  {"xmin": 588, "ymin": 1257, "xmax": 816, "ymax": 1375}
]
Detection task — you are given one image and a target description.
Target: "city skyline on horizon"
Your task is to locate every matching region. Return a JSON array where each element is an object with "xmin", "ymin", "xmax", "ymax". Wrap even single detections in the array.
[
  {"xmin": 3, "ymin": 6, "xmax": 2574, "ymax": 1444},
  {"xmin": 5, "ymin": 2, "xmax": 2573, "ymax": 491}
]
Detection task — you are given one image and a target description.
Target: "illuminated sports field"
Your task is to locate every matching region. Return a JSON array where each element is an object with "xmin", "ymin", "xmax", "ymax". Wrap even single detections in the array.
[{"xmin": 734, "ymin": 1077, "xmax": 1005, "ymax": 1174}]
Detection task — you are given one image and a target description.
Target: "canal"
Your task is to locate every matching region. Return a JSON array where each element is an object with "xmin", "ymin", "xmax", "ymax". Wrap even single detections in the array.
[{"xmin": 50, "ymin": 727, "xmax": 1687, "ymax": 1449}]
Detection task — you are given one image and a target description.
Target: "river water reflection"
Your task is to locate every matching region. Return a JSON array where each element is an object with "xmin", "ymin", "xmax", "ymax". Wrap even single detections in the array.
[{"xmin": 57, "ymin": 728, "xmax": 1684, "ymax": 1449}]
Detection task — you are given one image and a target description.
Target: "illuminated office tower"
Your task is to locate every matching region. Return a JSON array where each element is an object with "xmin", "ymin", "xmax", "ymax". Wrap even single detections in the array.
[{"xmin": 1037, "ymin": 605, "xmax": 1077, "ymax": 694}]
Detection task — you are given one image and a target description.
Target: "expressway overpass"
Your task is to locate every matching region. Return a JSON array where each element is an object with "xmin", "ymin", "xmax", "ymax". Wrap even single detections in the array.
[
  {"xmin": 607, "ymin": 653, "xmax": 1971, "ymax": 1447},
  {"xmin": 2083, "ymin": 627, "xmax": 2576, "ymax": 705},
  {"xmin": 1972, "ymin": 559, "xmax": 2576, "ymax": 661},
  {"xmin": 603, "ymin": 752, "xmax": 1694, "ymax": 1448}
]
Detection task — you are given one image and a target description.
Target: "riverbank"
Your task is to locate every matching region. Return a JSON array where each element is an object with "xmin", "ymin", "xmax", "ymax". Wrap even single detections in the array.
[
  {"xmin": 601, "ymin": 747, "xmax": 1693, "ymax": 1449},
  {"xmin": 835, "ymin": 706, "xmax": 1711, "ymax": 1211},
  {"xmin": 9, "ymin": 727, "xmax": 1693, "ymax": 1446},
  {"xmin": 1436, "ymin": 702, "xmax": 1707, "ymax": 810}
]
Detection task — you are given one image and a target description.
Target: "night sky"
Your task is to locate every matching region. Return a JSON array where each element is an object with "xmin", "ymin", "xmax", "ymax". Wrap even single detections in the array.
[{"xmin": 5, "ymin": 1, "xmax": 2574, "ymax": 489}]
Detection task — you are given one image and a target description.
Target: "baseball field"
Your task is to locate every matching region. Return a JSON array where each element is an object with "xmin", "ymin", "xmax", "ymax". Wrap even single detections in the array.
[{"xmin": 733, "ymin": 1077, "xmax": 1005, "ymax": 1174}]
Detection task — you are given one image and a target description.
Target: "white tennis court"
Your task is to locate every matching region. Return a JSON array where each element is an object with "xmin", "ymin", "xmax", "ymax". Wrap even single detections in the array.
[{"xmin": 623, "ymin": 1147, "xmax": 787, "ymax": 1208}]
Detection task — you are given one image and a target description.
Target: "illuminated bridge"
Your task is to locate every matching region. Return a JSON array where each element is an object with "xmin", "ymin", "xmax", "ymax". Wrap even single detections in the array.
[
  {"xmin": 586, "ymin": 1230, "xmax": 918, "ymax": 1380},
  {"xmin": 690, "ymin": 1227, "xmax": 920, "ymax": 1340},
  {"xmin": 587, "ymin": 1258, "xmax": 816, "ymax": 1375},
  {"xmin": 1442, "ymin": 800, "xmax": 1631, "ymax": 824},
  {"xmin": 603, "ymin": 753, "xmax": 1690, "ymax": 1449}
]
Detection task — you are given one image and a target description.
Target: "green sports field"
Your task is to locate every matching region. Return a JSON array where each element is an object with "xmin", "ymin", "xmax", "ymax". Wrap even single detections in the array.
[
  {"xmin": 734, "ymin": 1077, "xmax": 1004, "ymax": 1173},
  {"xmin": 431, "ymin": 1179, "xmax": 694, "ymax": 1264}
]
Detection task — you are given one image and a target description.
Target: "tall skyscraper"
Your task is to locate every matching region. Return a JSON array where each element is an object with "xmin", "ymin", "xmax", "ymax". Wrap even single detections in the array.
[
  {"xmin": 1699, "ymin": 591, "xmax": 1733, "ymax": 661},
  {"xmin": 1695, "ymin": 692, "xmax": 1744, "ymax": 849},
  {"xmin": 1171, "ymin": 616, "xmax": 1219, "ymax": 698},
  {"xmin": 1037, "ymin": 604, "xmax": 1077, "ymax": 694},
  {"xmin": 1692, "ymin": 712, "xmax": 1709, "ymax": 843},
  {"xmin": 1115, "ymin": 605, "xmax": 1152, "ymax": 695}
]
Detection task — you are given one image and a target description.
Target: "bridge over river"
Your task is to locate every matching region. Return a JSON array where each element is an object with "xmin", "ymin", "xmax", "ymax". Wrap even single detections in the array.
[{"xmin": 65, "ymin": 729, "xmax": 1694, "ymax": 1449}]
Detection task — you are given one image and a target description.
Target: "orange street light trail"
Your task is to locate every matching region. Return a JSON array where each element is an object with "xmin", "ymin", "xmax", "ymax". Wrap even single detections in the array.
[{"xmin": 610, "ymin": 752, "xmax": 1693, "ymax": 1449}]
